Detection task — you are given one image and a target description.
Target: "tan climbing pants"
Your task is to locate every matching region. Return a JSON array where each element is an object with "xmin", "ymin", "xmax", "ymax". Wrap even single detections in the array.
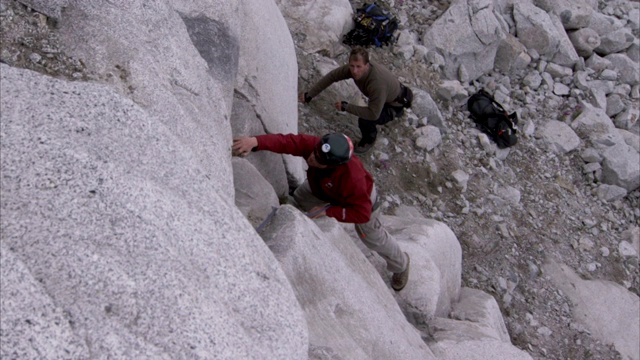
[{"xmin": 293, "ymin": 180, "xmax": 408, "ymax": 273}]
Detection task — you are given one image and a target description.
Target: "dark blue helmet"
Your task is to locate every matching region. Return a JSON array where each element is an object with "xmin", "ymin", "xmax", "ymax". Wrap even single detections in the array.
[{"xmin": 314, "ymin": 133, "xmax": 354, "ymax": 166}]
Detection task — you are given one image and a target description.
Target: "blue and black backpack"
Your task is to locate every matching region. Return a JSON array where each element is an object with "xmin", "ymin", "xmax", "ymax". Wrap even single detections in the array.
[{"xmin": 343, "ymin": 3, "xmax": 399, "ymax": 47}]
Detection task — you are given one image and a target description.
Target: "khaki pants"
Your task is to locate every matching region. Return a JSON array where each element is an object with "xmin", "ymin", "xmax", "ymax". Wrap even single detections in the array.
[{"xmin": 293, "ymin": 180, "xmax": 408, "ymax": 273}]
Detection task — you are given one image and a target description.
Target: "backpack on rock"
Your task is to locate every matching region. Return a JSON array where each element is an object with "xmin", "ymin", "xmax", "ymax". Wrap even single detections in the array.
[
  {"xmin": 343, "ymin": 3, "xmax": 399, "ymax": 47},
  {"xmin": 467, "ymin": 89, "xmax": 518, "ymax": 148}
]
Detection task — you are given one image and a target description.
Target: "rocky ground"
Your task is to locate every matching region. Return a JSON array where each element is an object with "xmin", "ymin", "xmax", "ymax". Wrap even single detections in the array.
[
  {"xmin": 2, "ymin": 0, "xmax": 638, "ymax": 359},
  {"xmin": 299, "ymin": 92, "xmax": 637, "ymax": 359},
  {"xmin": 295, "ymin": 1, "xmax": 639, "ymax": 360}
]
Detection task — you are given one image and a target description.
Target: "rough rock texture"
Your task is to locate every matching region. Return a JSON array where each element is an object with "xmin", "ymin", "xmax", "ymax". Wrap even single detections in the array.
[
  {"xmin": 1, "ymin": 0, "xmax": 639, "ymax": 359},
  {"xmin": 275, "ymin": 0, "xmax": 353, "ymax": 57},
  {"xmin": 544, "ymin": 260, "xmax": 640, "ymax": 360},
  {"xmin": 1, "ymin": 243, "xmax": 90, "ymax": 359},
  {"xmin": 293, "ymin": 0, "xmax": 639, "ymax": 359},
  {"xmin": 1, "ymin": 63, "xmax": 307, "ymax": 359},
  {"xmin": 261, "ymin": 206, "xmax": 436, "ymax": 360},
  {"xmin": 421, "ymin": 0, "xmax": 507, "ymax": 82}
]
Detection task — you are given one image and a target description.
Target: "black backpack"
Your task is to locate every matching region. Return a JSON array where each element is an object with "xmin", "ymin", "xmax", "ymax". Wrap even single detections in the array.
[
  {"xmin": 343, "ymin": 3, "xmax": 399, "ymax": 47},
  {"xmin": 467, "ymin": 89, "xmax": 518, "ymax": 148}
]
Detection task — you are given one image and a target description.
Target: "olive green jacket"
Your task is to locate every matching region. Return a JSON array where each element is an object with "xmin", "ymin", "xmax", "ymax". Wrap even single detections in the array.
[{"xmin": 306, "ymin": 61, "xmax": 402, "ymax": 120}]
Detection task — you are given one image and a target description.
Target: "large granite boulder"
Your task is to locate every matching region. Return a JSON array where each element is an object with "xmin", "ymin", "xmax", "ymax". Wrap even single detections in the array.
[
  {"xmin": 1, "ymin": 244, "xmax": 89, "ymax": 358},
  {"xmin": 379, "ymin": 216, "xmax": 462, "ymax": 318},
  {"xmin": 429, "ymin": 289, "xmax": 533, "ymax": 360},
  {"xmin": 544, "ymin": 260, "xmax": 640, "ymax": 360},
  {"xmin": 261, "ymin": 206, "xmax": 437, "ymax": 359},
  {"xmin": 235, "ymin": 0, "xmax": 306, "ymax": 195},
  {"xmin": 513, "ymin": 2, "xmax": 579, "ymax": 67},
  {"xmin": 421, "ymin": 0, "xmax": 508, "ymax": 81},
  {"xmin": 0, "ymin": 63, "xmax": 307, "ymax": 358}
]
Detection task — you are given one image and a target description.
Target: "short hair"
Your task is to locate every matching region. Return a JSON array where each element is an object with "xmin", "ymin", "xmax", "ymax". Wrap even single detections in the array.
[{"xmin": 349, "ymin": 47, "xmax": 369, "ymax": 64}]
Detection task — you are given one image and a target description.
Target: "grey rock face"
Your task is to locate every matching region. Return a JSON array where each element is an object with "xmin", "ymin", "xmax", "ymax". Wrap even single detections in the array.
[
  {"xmin": 523, "ymin": 71, "xmax": 543, "ymax": 89},
  {"xmin": 448, "ymin": 287, "xmax": 511, "ymax": 342},
  {"xmin": 181, "ymin": 15, "xmax": 239, "ymax": 85},
  {"xmin": 15, "ymin": 0, "xmax": 68, "ymax": 19},
  {"xmin": 585, "ymin": 53, "xmax": 612, "ymax": 72},
  {"xmin": 627, "ymin": 39, "xmax": 640, "ymax": 62},
  {"xmin": 617, "ymin": 129, "xmax": 640, "ymax": 152},
  {"xmin": 232, "ymin": 157, "xmax": 280, "ymax": 227},
  {"xmin": 230, "ymin": 93, "xmax": 290, "ymax": 198},
  {"xmin": 260, "ymin": 206, "xmax": 436, "ymax": 360},
  {"xmin": 1, "ymin": 59, "xmax": 306, "ymax": 360},
  {"xmin": 422, "ymin": 0, "xmax": 507, "ymax": 81},
  {"xmin": 545, "ymin": 63, "xmax": 573, "ymax": 78},
  {"xmin": 57, "ymin": 1, "xmax": 240, "ymax": 200},
  {"xmin": 380, "ymin": 216, "xmax": 463, "ymax": 318},
  {"xmin": 4, "ymin": 0, "xmax": 639, "ymax": 358},
  {"xmin": 544, "ymin": 260, "xmax": 640, "ymax": 360},
  {"xmin": 1, "ymin": 244, "xmax": 90, "ymax": 359}
]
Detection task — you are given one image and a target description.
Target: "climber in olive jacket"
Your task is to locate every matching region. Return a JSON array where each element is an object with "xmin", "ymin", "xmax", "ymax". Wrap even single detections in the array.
[{"xmin": 299, "ymin": 47, "xmax": 411, "ymax": 154}]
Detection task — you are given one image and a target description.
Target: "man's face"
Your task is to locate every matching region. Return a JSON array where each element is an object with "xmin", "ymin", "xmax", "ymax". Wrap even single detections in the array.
[
  {"xmin": 349, "ymin": 57, "xmax": 370, "ymax": 80},
  {"xmin": 307, "ymin": 152, "xmax": 327, "ymax": 169}
]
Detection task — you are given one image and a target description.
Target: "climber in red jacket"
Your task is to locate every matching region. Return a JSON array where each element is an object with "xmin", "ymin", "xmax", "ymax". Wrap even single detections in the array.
[{"xmin": 232, "ymin": 132, "xmax": 410, "ymax": 291}]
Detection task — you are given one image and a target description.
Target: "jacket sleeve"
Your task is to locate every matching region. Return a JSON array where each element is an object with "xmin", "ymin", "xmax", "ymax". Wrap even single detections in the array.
[
  {"xmin": 256, "ymin": 133, "xmax": 318, "ymax": 158},
  {"xmin": 306, "ymin": 65, "xmax": 352, "ymax": 99},
  {"xmin": 325, "ymin": 172, "xmax": 372, "ymax": 224}
]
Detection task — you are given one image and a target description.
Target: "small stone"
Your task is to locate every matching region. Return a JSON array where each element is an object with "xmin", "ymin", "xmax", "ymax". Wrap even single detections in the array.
[
  {"xmin": 29, "ymin": 52, "xmax": 42, "ymax": 63},
  {"xmin": 553, "ymin": 83, "xmax": 570, "ymax": 96},
  {"xmin": 498, "ymin": 276, "xmax": 507, "ymax": 290},
  {"xmin": 528, "ymin": 261, "xmax": 540, "ymax": 279},
  {"xmin": 619, "ymin": 241, "xmax": 638, "ymax": 257},
  {"xmin": 579, "ymin": 237, "xmax": 595, "ymax": 251},
  {"xmin": 537, "ymin": 326, "xmax": 553, "ymax": 337}
]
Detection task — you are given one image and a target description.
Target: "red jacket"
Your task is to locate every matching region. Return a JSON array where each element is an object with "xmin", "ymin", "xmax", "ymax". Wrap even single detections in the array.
[{"xmin": 256, "ymin": 134, "xmax": 374, "ymax": 224}]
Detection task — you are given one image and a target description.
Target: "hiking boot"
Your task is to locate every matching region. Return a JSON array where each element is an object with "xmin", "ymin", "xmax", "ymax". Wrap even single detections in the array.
[
  {"xmin": 391, "ymin": 253, "xmax": 410, "ymax": 291},
  {"xmin": 354, "ymin": 138, "xmax": 376, "ymax": 155}
]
